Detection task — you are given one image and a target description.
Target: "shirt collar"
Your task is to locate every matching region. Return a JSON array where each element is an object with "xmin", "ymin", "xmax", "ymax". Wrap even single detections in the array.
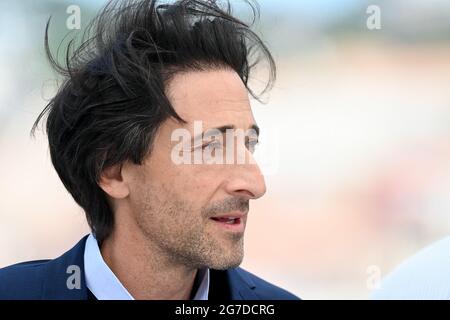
[{"xmin": 84, "ymin": 233, "xmax": 209, "ymax": 300}]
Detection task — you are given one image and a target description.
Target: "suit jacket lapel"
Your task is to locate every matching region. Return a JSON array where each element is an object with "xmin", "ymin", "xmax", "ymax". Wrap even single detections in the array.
[
  {"xmin": 209, "ymin": 268, "xmax": 259, "ymax": 300},
  {"xmin": 227, "ymin": 268, "xmax": 259, "ymax": 299}
]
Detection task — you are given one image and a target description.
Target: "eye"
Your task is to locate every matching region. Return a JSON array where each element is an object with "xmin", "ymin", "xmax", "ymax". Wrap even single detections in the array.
[
  {"xmin": 246, "ymin": 139, "xmax": 259, "ymax": 153},
  {"xmin": 202, "ymin": 140, "xmax": 223, "ymax": 152}
]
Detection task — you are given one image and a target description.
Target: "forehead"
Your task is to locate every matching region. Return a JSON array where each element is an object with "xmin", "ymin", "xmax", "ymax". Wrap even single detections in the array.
[{"xmin": 165, "ymin": 69, "xmax": 254, "ymax": 126}]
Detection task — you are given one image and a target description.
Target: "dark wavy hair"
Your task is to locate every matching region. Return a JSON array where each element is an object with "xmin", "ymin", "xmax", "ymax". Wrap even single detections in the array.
[{"xmin": 31, "ymin": 0, "xmax": 276, "ymax": 243}]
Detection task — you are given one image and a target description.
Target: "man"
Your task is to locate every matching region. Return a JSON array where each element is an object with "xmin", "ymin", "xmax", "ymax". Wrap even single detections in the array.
[{"xmin": 0, "ymin": 0, "xmax": 299, "ymax": 300}]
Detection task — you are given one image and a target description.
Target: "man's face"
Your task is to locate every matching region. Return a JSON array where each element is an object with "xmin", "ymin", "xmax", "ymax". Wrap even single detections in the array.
[{"xmin": 124, "ymin": 69, "xmax": 266, "ymax": 270}]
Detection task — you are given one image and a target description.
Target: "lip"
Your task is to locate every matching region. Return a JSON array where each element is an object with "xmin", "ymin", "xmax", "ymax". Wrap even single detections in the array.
[
  {"xmin": 209, "ymin": 211, "xmax": 247, "ymax": 233},
  {"xmin": 210, "ymin": 211, "xmax": 246, "ymax": 219}
]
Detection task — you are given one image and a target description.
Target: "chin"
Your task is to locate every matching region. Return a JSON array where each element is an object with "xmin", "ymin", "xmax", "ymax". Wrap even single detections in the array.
[
  {"xmin": 206, "ymin": 250, "xmax": 244, "ymax": 270},
  {"xmin": 208, "ymin": 260, "xmax": 243, "ymax": 270}
]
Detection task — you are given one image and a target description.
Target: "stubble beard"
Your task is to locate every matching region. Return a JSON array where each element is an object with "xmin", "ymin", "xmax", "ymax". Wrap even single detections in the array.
[{"xmin": 134, "ymin": 189, "xmax": 245, "ymax": 271}]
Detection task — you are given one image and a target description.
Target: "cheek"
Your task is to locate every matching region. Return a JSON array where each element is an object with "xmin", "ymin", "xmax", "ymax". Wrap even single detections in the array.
[{"xmin": 171, "ymin": 164, "xmax": 224, "ymax": 198}]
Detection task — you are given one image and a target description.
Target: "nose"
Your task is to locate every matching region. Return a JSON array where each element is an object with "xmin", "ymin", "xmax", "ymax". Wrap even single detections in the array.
[{"xmin": 225, "ymin": 162, "xmax": 267, "ymax": 200}]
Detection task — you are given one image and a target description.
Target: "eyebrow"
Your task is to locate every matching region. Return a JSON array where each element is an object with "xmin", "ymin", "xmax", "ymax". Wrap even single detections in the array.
[{"xmin": 191, "ymin": 124, "xmax": 260, "ymax": 145}]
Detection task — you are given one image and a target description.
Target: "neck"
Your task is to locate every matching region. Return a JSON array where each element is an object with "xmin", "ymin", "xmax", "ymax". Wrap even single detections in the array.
[{"xmin": 100, "ymin": 212, "xmax": 198, "ymax": 300}]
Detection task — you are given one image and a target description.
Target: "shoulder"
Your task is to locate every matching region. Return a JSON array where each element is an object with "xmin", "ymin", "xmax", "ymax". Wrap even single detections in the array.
[
  {"xmin": 235, "ymin": 267, "xmax": 300, "ymax": 300},
  {"xmin": 0, "ymin": 260, "xmax": 50, "ymax": 299},
  {"xmin": 372, "ymin": 235, "xmax": 450, "ymax": 299},
  {"xmin": 0, "ymin": 235, "xmax": 89, "ymax": 300}
]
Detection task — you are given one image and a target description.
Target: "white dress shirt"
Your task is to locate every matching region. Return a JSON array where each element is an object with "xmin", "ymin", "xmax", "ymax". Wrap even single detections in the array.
[
  {"xmin": 372, "ymin": 235, "xmax": 450, "ymax": 299},
  {"xmin": 84, "ymin": 234, "xmax": 209, "ymax": 300}
]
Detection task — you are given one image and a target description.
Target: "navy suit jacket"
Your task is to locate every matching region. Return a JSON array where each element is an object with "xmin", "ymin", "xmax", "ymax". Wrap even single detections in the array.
[{"xmin": 0, "ymin": 236, "xmax": 300, "ymax": 300}]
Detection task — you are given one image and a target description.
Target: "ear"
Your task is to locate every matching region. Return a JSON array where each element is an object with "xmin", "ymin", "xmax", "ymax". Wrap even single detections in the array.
[{"xmin": 98, "ymin": 163, "xmax": 130, "ymax": 199}]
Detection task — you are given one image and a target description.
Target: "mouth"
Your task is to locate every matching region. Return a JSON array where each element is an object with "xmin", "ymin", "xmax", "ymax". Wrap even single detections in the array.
[{"xmin": 209, "ymin": 213, "xmax": 246, "ymax": 233}]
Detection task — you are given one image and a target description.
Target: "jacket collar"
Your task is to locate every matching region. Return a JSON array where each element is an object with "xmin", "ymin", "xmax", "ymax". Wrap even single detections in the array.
[{"xmin": 42, "ymin": 235, "xmax": 89, "ymax": 300}]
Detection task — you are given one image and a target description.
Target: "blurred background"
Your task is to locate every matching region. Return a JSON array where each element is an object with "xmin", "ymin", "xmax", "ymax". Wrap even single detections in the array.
[{"xmin": 1, "ymin": 0, "xmax": 450, "ymax": 299}]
